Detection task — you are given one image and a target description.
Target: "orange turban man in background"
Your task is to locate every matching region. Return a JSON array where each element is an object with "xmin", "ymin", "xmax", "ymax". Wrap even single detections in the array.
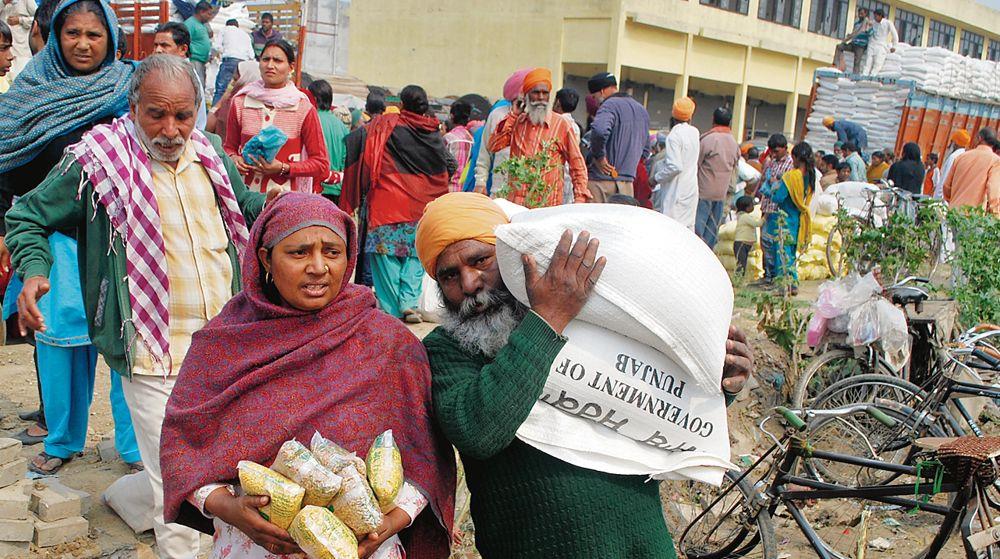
[
  {"xmin": 486, "ymin": 67, "xmax": 591, "ymax": 208},
  {"xmin": 937, "ymin": 128, "xmax": 972, "ymax": 198}
]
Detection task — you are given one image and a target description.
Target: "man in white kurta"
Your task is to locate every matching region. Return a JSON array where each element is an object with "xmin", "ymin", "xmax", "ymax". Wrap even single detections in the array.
[
  {"xmin": 862, "ymin": 8, "xmax": 898, "ymax": 76},
  {"xmin": 653, "ymin": 97, "xmax": 700, "ymax": 229},
  {"xmin": 1, "ymin": 0, "xmax": 35, "ymax": 77}
]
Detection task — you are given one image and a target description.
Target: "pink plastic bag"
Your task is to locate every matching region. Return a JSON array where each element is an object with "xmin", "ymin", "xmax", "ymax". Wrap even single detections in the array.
[{"xmin": 807, "ymin": 314, "xmax": 828, "ymax": 347}]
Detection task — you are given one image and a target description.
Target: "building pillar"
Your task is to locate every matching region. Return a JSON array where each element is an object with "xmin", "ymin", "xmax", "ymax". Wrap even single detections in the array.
[
  {"xmin": 734, "ymin": 45, "xmax": 752, "ymax": 142},
  {"xmin": 607, "ymin": 8, "xmax": 626, "ymax": 79},
  {"xmin": 784, "ymin": 56, "xmax": 803, "ymax": 139},
  {"xmin": 674, "ymin": 32, "xmax": 693, "ymax": 102}
]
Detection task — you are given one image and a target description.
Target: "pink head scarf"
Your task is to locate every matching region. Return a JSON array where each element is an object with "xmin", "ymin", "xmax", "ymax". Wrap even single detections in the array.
[{"xmin": 502, "ymin": 68, "xmax": 532, "ymax": 102}]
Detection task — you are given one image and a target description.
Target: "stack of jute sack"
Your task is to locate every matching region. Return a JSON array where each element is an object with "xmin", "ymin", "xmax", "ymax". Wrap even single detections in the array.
[{"xmin": 493, "ymin": 203, "xmax": 735, "ymax": 486}]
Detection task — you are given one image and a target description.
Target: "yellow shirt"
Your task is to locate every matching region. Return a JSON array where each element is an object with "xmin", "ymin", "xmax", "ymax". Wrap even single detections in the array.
[
  {"xmin": 867, "ymin": 161, "xmax": 889, "ymax": 182},
  {"xmin": 132, "ymin": 143, "xmax": 234, "ymax": 375},
  {"xmin": 735, "ymin": 208, "xmax": 764, "ymax": 244}
]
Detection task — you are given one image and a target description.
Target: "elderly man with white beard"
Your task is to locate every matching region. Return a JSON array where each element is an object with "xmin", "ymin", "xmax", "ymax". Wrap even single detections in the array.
[
  {"xmin": 6, "ymin": 54, "xmax": 267, "ymax": 557},
  {"xmin": 487, "ymin": 67, "xmax": 590, "ymax": 208},
  {"xmin": 415, "ymin": 192, "xmax": 754, "ymax": 559}
]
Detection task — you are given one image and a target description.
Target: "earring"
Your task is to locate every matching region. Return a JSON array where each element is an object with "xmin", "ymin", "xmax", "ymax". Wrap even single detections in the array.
[{"xmin": 265, "ymin": 271, "xmax": 272, "ymax": 283}]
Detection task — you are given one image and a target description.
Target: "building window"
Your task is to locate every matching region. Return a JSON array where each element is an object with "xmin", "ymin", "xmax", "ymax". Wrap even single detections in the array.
[
  {"xmin": 894, "ymin": 8, "xmax": 924, "ymax": 46},
  {"xmin": 700, "ymin": 0, "xmax": 749, "ymax": 15},
  {"xmin": 989, "ymin": 40, "xmax": 1000, "ymax": 62},
  {"xmin": 758, "ymin": 0, "xmax": 802, "ymax": 27},
  {"xmin": 928, "ymin": 20, "xmax": 956, "ymax": 50},
  {"xmin": 808, "ymin": 0, "xmax": 849, "ymax": 38},
  {"xmin": 855, "ymin": 0, "xmax": 889, "ymax": 17},
  {"xmin": 960, "ymin": 30, "xmax": 985, "ymax": 59}
]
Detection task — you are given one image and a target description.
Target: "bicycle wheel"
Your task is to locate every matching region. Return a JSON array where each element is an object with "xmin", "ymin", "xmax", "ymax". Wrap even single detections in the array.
[
  {"xmin": 792, "ymin": 349, "xmax": 896, "ymax": 409},
  {"xmin": 673, "ymin": 470, "xmax": 777, "ymax": 559},
  {"xmin": 804, "ymin": 405, "xmax": 947, "ymax": 486},
  {"xmin": 810, "ymin": 373, "xmax": 928, "ymax": 413}
]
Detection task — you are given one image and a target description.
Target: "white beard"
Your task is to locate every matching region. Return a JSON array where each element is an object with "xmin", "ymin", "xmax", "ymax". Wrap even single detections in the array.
[
  {"xmin": 527, "ymin": 102, "xmax": 548, "ymax": 126},
  {"xmin": 439, "ymin": 286, "xmax": 528, "ymax": 358},
  {"xmin": 135, "ymin": 123, "xmax": 185, "ymax": 162}
]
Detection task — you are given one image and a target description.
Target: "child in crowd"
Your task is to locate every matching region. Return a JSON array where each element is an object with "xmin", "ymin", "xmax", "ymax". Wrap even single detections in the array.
[
  {"xmin": 733, "ymin": 195, "xmax": 763, "ymax": 275},
  {"xmin": 836, "ymin": 161, "xmax": 852, "ymax": 183}
]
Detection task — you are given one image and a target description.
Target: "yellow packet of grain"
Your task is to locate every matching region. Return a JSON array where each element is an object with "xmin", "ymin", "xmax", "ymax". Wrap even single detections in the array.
[
  {"xmin": 328, "ymin": 463, "xmax": 383, "ymax": 536},
  {"xmin": 311, "ymin": 432, "xmax": 367, "ymax": 477},
  {"xmin": 237, "ymin": 460, "xmax": 305, "ymax": 530},
  {"xmin": 271, "ymin": 440, "xmax": 343, "ymax": 507},
  {"xmin": 366, "ymin": 430, "xmax": 403, "ymax": 510},
  {"xmin": 288, "ymin": 506, "xmax": 359, "ymax": 559}
]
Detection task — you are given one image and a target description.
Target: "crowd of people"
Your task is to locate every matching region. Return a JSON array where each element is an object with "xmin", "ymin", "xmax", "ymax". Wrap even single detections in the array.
[{"xmin": 0, "ymin": 0, "xmax": 997, "ymax": 557}]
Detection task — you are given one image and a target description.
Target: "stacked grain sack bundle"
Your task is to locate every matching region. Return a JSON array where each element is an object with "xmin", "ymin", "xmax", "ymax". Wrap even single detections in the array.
[
  {"xmin": 491, "ymin": 203, "xmax": 736, "ymax": 485},
  {"xmin": 804, "ymin": 76, "xmax": 909, "ymax": 152},
  {"xmin": 796, "ymin": 194, "xmax": 840, "ymax": 281},
  {"xmin": 881, "ymin": 45, "xmax": 1000, "ymax": 103},
  {"xmin": 714, "ymin": 221, "xmax": 764, "ymax": 280}
]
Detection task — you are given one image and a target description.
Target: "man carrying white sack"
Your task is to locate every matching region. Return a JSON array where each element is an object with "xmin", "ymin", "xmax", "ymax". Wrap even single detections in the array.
[{"xmin": 415, "ymin": 192, "xmax": 754, "ymax": 559}]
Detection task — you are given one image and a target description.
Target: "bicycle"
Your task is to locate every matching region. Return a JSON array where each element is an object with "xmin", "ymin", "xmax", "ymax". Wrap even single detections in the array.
[
  {"xmin": 791, "ymin": 276, "xmax": 935, "ymax": 408},
  {"xmin": 676, "ymin": 406, "xmax": 1000, "ymax": 559},
  {"xmin": 826, "ymin": 184, "xmax": 946, "ymax": 282},
  {"xmin": 803, "ymin": 325, "xmax": 1000, "ymax": 487}
]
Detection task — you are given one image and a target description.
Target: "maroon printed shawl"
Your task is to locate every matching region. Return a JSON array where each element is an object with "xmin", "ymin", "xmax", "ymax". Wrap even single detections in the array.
[{"xmin": 160, "ymin": 193, "xmax": 455, "ymax": 558}]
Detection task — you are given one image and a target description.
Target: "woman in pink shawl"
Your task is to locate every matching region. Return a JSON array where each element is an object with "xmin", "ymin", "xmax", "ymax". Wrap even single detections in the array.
[
  {"xmin": 223, "ymin": 39, "xmax": 330, "ymax": 194},
  {"xmin": 160, "ymin": 193, "xmax": 455, "ymax": 559}
]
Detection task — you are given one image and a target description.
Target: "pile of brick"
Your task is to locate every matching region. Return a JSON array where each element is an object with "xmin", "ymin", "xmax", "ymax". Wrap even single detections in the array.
[{"xmin": 0, "ymin": 438, "xmax": 90, "ymax": 556}]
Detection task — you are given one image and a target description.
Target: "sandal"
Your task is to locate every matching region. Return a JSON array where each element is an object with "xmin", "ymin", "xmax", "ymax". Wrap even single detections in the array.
[
  {"xmin": 12, "ymin": 427, "xmax": 47, "ymax": 446},
  {"xmin": 126, "ymin": 461, "xmax": 145, "ymax": 475},
  {"xmin": 29, "ymin": 452, "xmax": 71, "ymax": 476}
]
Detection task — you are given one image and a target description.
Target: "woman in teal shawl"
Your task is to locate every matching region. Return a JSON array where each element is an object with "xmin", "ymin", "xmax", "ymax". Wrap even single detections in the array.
[
  {"xmin": 759, "ymin": 141, "xmax": 815, "ymax": 293},
  {"xmin": 0, "ymin": 0, "xmax": 139, "ymax": 475}
]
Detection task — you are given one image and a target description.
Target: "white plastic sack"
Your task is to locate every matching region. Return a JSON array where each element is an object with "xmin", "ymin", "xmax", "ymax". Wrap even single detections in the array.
[
  {"xmin": 102, "ymin": 470, "xmax": 155, "ymax": 534},
  {"xmin": 516, "ymin": 321, "xmax": 732, "ymax": 485},
  {"xmin": 417, "ymin": 274, "xmax": 443, "ymax": 323},
  {"xmin": 494, "ymin": 204, "xmax": 733, "ymax": 392},
  {"xmin": 495, "ymin": 204, "xmax": 734, "ymax": 483}
]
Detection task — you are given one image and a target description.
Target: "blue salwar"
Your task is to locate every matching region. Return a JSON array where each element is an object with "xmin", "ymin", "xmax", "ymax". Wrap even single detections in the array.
[
  {"xmin": 4, "ymin": 234, "xmax": 139, "ymax": 462},
  {"xmin": 760, "ymin": 179, "xmax": 802, "ymax": 284}
]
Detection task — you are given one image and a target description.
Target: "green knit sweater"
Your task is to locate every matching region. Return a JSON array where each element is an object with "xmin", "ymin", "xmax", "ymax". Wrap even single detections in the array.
[{"xmin": 424, "ymin": 312, "xmax": 677, "ymax": 559}]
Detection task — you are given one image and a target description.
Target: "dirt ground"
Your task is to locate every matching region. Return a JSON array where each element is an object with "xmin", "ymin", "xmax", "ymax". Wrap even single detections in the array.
[{"xmin": 0, "ymin": 282, "xmax": 972, "ymax": 558}]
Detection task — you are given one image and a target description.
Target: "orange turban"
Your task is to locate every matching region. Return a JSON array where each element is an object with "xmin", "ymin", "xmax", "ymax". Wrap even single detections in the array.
[
  {"xmin": 672, "ymin": 97, "xmax": 695, "ymax": 121},
  {"xmin": 521, "ymin": 67, "xmax": 552, "ymax": 94},
  {"xmin": 822, "ymin": 116, "xmax": 836, "ymax": 128},
  {"xmin": 415, "ymin": 192, "xmax": 510, "ymax": 279},
  {"xmin": 740, "ymin": 141, "xmax": 754, "ymax": 155},
  {"xmin": 951, "ymin": 129, "xmax": 971, "ymax": 148}
]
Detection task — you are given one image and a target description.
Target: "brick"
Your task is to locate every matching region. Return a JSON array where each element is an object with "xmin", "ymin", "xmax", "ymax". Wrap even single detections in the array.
[
  {"xmin": 36, "ymin": 480, "xmax": 90, "ymax": 516},
  {"xmin": 0, "ymin": 460, "xmax": 26, "ymax": 491},
  {"xmin": 96, "ymin": 438, "xmax": 119, "ymax": 463},
  {"xmin": 32, "ymin": 515, "xmax": 88, "ymax": 548},
  {"xmin": 0, "ymin": 541, "xmax": 30, "ymax": 558},
  {"xmin": 0, "ymin": 482, "xmax": 30, "ymax": 520},
  {"xmin": 0, "ymin": 441, "xmax": 20, "ymax": 467},
  {"xmin": 0, "ymin": 518, "xmax": 32, "ymax": 542},
  {"xmin": 29, "ymin": 485, "xmax": 82, "ymax": 523}
]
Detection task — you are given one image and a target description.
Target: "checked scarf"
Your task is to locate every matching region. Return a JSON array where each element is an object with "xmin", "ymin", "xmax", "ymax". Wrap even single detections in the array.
[{"xmin": 68, "ymin": 116, "xmax": 251, "ymax": 375}]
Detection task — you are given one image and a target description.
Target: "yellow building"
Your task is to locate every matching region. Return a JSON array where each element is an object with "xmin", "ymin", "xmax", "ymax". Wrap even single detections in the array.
[{"xmin": 348, "ymin": 0, "xmax": 1000, "ymax": 140}]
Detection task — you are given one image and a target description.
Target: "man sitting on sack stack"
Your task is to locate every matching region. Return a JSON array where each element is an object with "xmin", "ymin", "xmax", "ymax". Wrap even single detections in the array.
[{"xmin": 414, "ymin": 192, "xmax": 754, "ymax": 558}]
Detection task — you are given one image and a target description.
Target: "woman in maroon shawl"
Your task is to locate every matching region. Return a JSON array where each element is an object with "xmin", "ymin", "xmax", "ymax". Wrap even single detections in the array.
[{"xmin": 160, "ymin": 192, "xmax": 455, "ymax": 558}]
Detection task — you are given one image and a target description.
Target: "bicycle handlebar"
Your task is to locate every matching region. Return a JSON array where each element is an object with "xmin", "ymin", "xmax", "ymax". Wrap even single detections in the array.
[
  {"xmin": 772, "ymin": 405, "xmax": 896, "ymax": 431},
  {"xmin": 971, "ymin": 348, "xmax": 1000, "ymax": 371},
  {"xmin": 775, "ymin": 406, "xmax": 807, "ymax": 431}
]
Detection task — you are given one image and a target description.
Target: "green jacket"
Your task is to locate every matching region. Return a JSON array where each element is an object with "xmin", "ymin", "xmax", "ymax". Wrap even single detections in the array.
[{"xmin": 5, "ymin": 133, "xmax": 264, "ymax": 377}]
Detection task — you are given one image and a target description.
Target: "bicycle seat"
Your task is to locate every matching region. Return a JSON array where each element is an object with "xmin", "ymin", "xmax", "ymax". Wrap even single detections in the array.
[{"xmin": 887, "ymin": 286, "xmax": 929, "ymax": 306}]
